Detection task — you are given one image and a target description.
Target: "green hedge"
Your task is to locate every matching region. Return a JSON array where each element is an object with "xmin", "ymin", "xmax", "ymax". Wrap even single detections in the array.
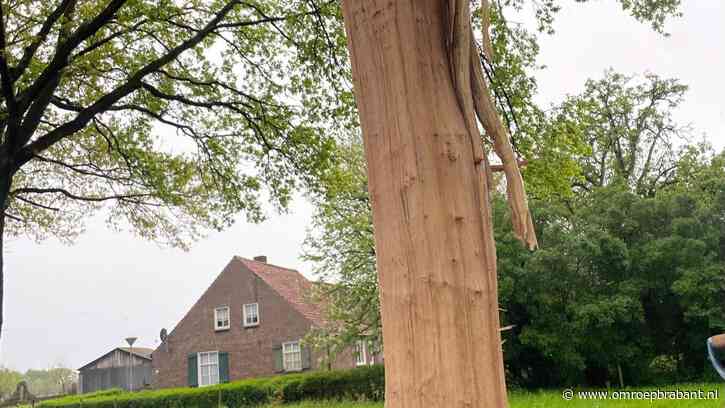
[{"xmin": 38, "ymin": 365, "xmax": 384, "ymax": 408}]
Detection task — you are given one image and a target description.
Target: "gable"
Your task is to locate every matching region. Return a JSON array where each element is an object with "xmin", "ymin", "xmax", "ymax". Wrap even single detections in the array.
[
  {"xmin": 154, "ymin": 257, "xmax": 319, "ymax": 356},
  {"xmin": 79, "ymin": 347, "xmax": 152, "ymax": 371},
  {"xmin": 236, "ymin": 257, "xmax": 325, "ymax": 326}
]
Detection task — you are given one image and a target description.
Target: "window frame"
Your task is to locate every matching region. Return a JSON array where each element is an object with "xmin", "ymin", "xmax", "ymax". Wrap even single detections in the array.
[
  {"xmin": 242, "ymin": 302, "xmax": 260, "ymax": 327},
  {"xmin": 282, "ymin": 341, "xmax": 302, "ymax": 372},
  {"xmin": 355, "ymin": 340, "xmax": 368, "ymax": 366},
  {"xmin": 214, "ymin": 306, "xmax": 230, "ymax": 331},
  {"xmin": 197, "ymin": 351, "xmax": 219, "ymax": 387}
]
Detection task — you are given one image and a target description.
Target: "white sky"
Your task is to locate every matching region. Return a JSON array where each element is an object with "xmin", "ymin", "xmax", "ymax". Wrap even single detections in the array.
[{"xmin": 1, "ymin": 1, "xmax": 723, "ymax": 372}]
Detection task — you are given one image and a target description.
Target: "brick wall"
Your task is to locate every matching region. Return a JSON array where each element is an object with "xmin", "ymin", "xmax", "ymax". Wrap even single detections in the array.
[{"xmin": 151, "ymin": 257, "xmax": 359, "ymax": 389}]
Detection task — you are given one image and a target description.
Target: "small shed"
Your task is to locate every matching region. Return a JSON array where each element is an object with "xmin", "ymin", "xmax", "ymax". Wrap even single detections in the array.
[{"xmin": 78, "ymin": 347, "xmax": 153, "ymax": 393}]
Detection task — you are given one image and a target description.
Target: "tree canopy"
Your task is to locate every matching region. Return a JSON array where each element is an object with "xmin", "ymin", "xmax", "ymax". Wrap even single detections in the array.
[
  {"xmin": 0, "ymin": 0, "xmax": 349, "ymax": 245},
  {"xmin": 0, "ymin": 0, "xmax": 350, "ymax": 338}
]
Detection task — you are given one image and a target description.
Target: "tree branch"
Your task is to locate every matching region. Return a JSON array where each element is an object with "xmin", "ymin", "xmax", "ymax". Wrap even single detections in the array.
[
  {"xmin": 0, "ymin": 5, "xmax": 19, "ymax": 137},
  {"xmin": 10, "ymin": 0, "xmax": 75, "ymax": 82},
  {"xmin": 14, "ymin": 195, "xmax": 60, "ymax": 212},
  {"xmin": 16, "ymin": 0, "xmax": 128, "ymax": 112},
  {"xmin": 9, "ymin": 187, "xmax": 152, "ymax": 203},
  {"xmin": 14, "ymin": 0, "xmax": 248, "ymax": 168}
]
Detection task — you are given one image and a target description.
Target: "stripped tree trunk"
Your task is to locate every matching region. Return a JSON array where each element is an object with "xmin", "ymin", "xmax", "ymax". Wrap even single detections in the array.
[{"xmin": 341, "ymin": 1, "xmax": 520, "ymax": 406}]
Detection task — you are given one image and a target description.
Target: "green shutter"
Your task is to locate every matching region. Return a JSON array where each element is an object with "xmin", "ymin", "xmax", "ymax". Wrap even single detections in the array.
[
  {"xmin": 187, "ymin": 353, "xmax": 198, "ymax": 387},
  {"xmin": 219, "ymin": 352, "xmax": 230, "ymax": 383},
  {"xmin": 302, "ymin": 346, "xmax": 312, "ymax": 370},
  {"xmin": 273, "ymin": 345, "xmax": 284, "ymax": 373}
]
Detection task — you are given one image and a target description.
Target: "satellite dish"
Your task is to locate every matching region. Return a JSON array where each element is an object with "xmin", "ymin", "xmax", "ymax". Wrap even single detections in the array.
[{"xmin": 160, "ymin": 328, "xmax": 168, "ymax": 342}]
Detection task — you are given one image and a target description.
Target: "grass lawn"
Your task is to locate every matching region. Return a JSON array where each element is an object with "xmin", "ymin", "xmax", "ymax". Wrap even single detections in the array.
[{"xmin": 266, "ymin": 384, "xmax": 724, "ymax": 408}]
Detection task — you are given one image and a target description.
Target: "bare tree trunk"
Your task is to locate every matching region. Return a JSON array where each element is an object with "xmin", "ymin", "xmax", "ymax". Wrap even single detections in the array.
[{"xmin": 341, "ymin": 1, "xmax": 507, "ymax": 407}]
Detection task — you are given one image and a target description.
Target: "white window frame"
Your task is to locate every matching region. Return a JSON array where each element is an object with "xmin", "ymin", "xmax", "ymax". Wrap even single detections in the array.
[
  {"xmin": 355, "ymin": 340, "xmax": 368, "ymax": 366},
  {"xmin": 197, "ymin": 351, "xmax": 219, "ymax": 387},
  {"xmin": 282, "ymin": 341, "xmax": 302, "ymax": 372},
  {"xmin": 214, "ymin": 306, "xmax": 230, "ymax": 331},
  {"xmin": 243, "ymin": 303, "xmax": 259, "ymax": 327}
]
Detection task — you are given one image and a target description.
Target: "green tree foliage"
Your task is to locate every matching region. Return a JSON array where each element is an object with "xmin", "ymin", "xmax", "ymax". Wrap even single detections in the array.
[
  {"xmin": 0, "ymin": 0, "xmax": 349, "ymax": 337},
  {"xmin": 0, "ymin": 366, "xmax": 22, "ymax": 398},
  {"xmin": 23, "ymin": 366, "xmax": 77, "ymax": 397},
  {"xmin": 556, "ymin": 71, "xmax": 689, "ymax": 195},
  {"xmin": 304, "ymin": 140, "xmax": 379, "ymax": 357},
  {"xmin": 498, "ymin": 152, "xmax": 725, "ymax": 386},
  {"xmin": 0, "ymin": 366, "xmax": 76, "ymax": 399}
]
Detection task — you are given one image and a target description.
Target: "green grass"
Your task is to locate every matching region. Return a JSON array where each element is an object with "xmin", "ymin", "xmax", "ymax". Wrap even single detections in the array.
[{"xmin": 263, "ymin": 384, "xmax": 724, "ymax": 408}]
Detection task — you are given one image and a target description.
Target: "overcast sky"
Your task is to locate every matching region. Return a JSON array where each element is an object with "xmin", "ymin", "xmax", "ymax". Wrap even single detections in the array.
[{"xmin": 1, "ymin": 1, "xmax": 723, "ymax": 372}]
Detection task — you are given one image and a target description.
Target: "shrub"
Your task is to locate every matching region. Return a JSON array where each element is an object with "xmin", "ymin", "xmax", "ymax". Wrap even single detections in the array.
[
  {"xmin": 648, "ymin": 355, "xmax": 680, "ymax": 385},
  {"xmin": 37, "ymin": 365, "xmax": 384, "ymax": 408}
]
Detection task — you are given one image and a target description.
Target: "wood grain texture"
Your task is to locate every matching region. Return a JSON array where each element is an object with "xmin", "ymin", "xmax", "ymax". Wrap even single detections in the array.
[
  {"xmin": 341, "ymin": 1, "xmax": 507, "ymax": 406},
  {"xmin": 470, "ymin": 19, "xmax": 538, "ymax": 250}
]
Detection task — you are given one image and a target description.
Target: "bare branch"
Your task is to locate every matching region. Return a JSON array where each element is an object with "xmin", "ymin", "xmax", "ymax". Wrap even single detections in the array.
[
  {"xmin": 10, "ymin": 0, "xmax": 75, "ymax": 81},
  {"xmin": 9, "ymin": 187, "xmax": 152, "ymax": 203},
  {"xmin": 14, "ymin": 195, "xmax": 60, "ymax": 212}
]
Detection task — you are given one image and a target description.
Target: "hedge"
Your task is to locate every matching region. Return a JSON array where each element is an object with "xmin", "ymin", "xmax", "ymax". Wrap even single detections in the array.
[{"xmin": 38, "ymin": 365, "xmax": 384, "ymax": 408}]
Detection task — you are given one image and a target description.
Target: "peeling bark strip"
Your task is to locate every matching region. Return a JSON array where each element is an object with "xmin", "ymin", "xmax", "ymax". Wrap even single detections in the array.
[
  {"xmin": 450, "ymin": 0, "xmax": 537, "ymax": 250},
  {"xmin": 479, "ymin": 0, "xmax": 495, "ymax": 62},
  {"xmin": 341, "ymin": 0, "xmax": 509, "ymax": 406},
  {"xmin": 470, "ymin": 36, "xmax": 537, "ymax": 249},
  {"xmin": 472, "ymin": 2, "xmax": 538, "ymax": 250}
]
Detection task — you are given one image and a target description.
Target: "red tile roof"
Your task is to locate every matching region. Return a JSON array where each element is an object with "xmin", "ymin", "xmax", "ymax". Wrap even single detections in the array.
[{"xmin": 236, "ymin": 257, "xmax": 326, "ymax": 326}]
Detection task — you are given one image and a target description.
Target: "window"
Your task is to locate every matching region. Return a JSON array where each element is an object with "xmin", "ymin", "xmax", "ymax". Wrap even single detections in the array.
[
  {"xmin": 243, "ymin": 303, "xmax": 259, "ymax": 327},
  {"xmin": 214, "ymin": 306, "xmax": 230, "ymax": 331},
  {"xmin": 197, "ymin": 351, "xmax": 219, "ymax": 386},
  {"xmin": 282, "ymin": 341, "xmax": 302, "ymax": 371},
  {"xmin": 355, "ymin": 340, "xmax": 368, "ymax": 366}
]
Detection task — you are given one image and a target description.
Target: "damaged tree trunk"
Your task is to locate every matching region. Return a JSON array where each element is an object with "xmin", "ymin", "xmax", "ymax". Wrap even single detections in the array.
[{"xmin": 340, "ymin": 0, "xmax": 536, "ymax": 406}]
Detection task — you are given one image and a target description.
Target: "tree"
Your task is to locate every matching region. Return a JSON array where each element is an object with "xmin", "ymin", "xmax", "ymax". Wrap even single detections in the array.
[
  {"xmin": 558, "ymin": 71, "xmax": 689, "ymax": 195},
  {"xmin": 497, "ymin": 147, "xmax": 725, "ymax": 387},
  {"xmin": 304, "ymin": 0, "xmax": 589, "ymax": 359},
  {"xmin": 0, "ymin": 0, "xmax": 349, "ymax": 338},
  {"xmin": 326, "ymin": 1, "xmax": 683, "ymax": 402},
  {"xmin": 23, "ymin": 366, "xmax": 76, "ymax": 396},
  {"xmin": 0, "ymin": 366, "xmax": 22, "ymax": 398},
  {"xmin": 339, "ymin": 0, "xmax": 547, "ymax": 404},
  {"xmin": 304, "ymin": 140, "xmax": 380, "ymax": 358}
]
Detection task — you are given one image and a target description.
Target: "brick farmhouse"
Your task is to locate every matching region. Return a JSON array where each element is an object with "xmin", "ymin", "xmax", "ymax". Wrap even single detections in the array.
[{"xmin": 151, "ymin": 256, "xmax": 379, "ymax": 389}]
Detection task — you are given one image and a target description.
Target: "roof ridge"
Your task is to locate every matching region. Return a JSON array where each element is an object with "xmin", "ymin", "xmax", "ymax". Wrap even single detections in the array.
[{"xmin": 233, "ymin": 256, "xmax": 306, "ymax": 275}]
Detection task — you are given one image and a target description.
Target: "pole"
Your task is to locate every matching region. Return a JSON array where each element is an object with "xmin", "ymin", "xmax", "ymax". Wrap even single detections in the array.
[
  {"xmin": 129, "ymin": 344, "xmax": 134, "ymax": 392},
  {"xmin": 125, "ymin": 337, "xmax": 137, "ymax": 392}
]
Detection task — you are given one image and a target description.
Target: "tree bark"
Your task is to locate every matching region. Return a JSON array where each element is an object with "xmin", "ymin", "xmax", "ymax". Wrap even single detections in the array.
[{"xmin": 341, "ymin": 1, "xmax": 507, "ymax": 407}]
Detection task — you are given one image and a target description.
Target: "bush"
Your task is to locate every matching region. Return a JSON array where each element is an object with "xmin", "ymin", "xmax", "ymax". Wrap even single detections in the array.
[
  {"xmin": 648, "ymin": 355, "xmax": 680, "ymax": 385},
  {"xmin": 272, "ymin": 366, "xmax": 384, "ymax": 403},
  {"xmin": 38, "ymin": 365, "xmax": 384, "ymax": 408}
]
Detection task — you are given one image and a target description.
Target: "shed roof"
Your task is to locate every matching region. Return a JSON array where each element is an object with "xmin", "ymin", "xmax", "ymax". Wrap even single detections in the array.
[{"xmin": 78, "ymin": 347, "xmax": 153, "ymax": 371}]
